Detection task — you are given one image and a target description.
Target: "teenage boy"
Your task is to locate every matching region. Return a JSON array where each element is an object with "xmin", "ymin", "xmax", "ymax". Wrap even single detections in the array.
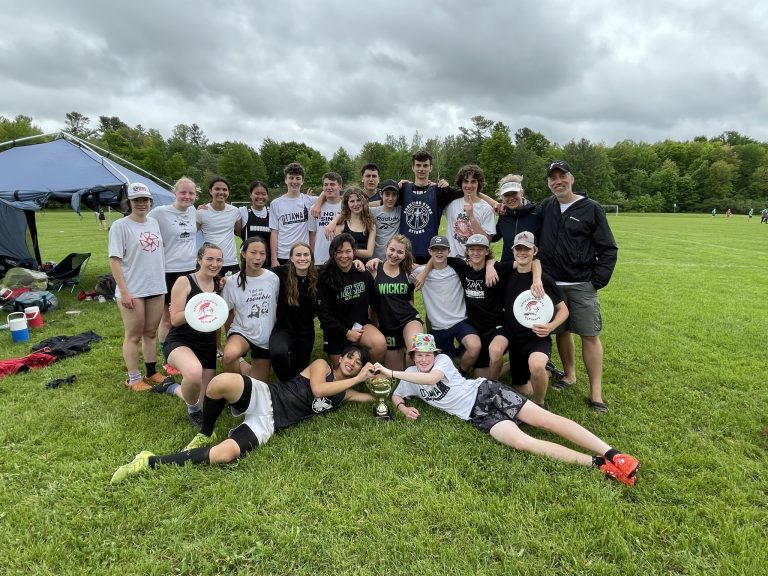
[
  {"xmin": 361, "ymin": 163, "xmax": 382, "ymax": 204},
  {"xmin": 310, "ymin": 172, "xmax": 343, "ymax": 265},
  {"xmin": 444, "ymin": 164, "xmax": 496, "ymax": 257},
  {"xmin": 410, "ymin": 235, "xmax": 480, "ymax": 375},
  {"xmin": 269, "ymin": 162, "xmax": 316, "ymax": 267},
  {"xmin": 370, "ymin": 179, "xmax": 402, "ymax": 260},
  {"xmin": 502, "ymin": 231, "xmax": 568, "ymax": 407},
  {"xmin": 538, "ymin": 161, "xmax": 618, "ymax": 413},
  {"xmin": 375, "ymin": 334, "xmax": 639, "ymax": 486},
  {"xmin": 399, "ymin": 151, "xmax": 462, "ymax": 264},
  {"xmin": 239, "ymin": 180, "xmax": 271, "ymax": 256}
]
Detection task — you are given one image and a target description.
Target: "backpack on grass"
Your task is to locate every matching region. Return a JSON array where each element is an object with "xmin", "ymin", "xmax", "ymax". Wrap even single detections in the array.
[
  {"xmin": 94, "ymin": 274, "xmax": 117, "ymax": 300},
  {"xmin": 13, "ymin": 290, "xmax": 59, "ymax": 313}
]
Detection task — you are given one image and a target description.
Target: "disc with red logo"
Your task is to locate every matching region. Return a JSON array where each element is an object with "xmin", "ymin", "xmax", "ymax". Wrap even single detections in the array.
[
  {"xmin": 512, "ymin": 290, "xmax": 554, "ymax": 329},
  {"xmin": 184, "ymin": 292, "xmax": 229, "ymax": 332}
]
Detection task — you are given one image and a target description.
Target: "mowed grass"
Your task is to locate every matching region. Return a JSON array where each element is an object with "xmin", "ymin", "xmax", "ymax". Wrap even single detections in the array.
[{"xmin": 0, "ymin": 210, "xmax": 766, "ymax": 575}]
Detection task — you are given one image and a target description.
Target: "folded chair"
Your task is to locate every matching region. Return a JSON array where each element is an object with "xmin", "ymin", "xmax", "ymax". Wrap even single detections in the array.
[{"xmin": 46, "ymin": 253, "xmax": 91, "ymax": 293}]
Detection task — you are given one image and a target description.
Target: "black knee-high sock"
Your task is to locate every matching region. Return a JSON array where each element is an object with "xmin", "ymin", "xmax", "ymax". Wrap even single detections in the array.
[
  {"xmin": 145, "ymin": 362, "xmax": 157, "ymax": 377},
  {"xmin": 148, "ymin": 447, "xmax": 210, "ymax": 468},
  {"xmin": 201, "ymin": 396, "xmax": 227, "ymax": 436}
]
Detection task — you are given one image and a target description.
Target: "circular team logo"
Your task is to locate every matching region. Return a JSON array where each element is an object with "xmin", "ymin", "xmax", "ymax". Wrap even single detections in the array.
[
  {"xmin": 312, "ymin": 397, "xmax": 333, "ymax": 413},
  {"xmin": 404, "ymin": 201, "xmax": 432, "ymax": 232},
  {"xmin": 512, "ymin": 290, "xmax": 555, "ymax": 328}
]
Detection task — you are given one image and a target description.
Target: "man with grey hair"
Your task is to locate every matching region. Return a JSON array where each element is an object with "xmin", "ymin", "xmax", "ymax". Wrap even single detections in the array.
[{"xmin": 538, "ymin": 161, "xmax": 618, "ymax": 413}]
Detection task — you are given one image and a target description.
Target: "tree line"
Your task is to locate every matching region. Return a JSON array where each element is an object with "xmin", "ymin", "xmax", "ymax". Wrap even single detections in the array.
[{"xmin": 2, "ymin": 112, "xmax": 767, "ymax": 213}]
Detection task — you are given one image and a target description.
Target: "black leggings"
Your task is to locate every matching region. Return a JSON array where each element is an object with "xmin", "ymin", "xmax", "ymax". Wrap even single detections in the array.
[{"xmin": 269, "ymin": 329, "xmax": 314, "ymax": 383}]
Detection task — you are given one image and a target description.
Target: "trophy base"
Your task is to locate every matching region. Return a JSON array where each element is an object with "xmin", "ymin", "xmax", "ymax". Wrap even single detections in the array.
[{"xmin": 373, "ymin": 405, "xmax": 391, "ymax": 421}]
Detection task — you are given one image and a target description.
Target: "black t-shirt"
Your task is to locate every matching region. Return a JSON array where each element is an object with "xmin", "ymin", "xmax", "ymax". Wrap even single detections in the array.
[
  {"xmin": 272, "ymin": 265, "xmax": 317, "ymax": 337},
  {"xmin": 317, "ymin": 266, "xmax": 375, "ymax": 337},
  {"xmin": 165, "ymin": 274, "xmax": 218, "ymax": 350},
  {"xmin": 268, "ymin": 370, "xmax": 345, "ymax": 432},
  {"xmin": 373, "ymin": 267, "xmax": 418, "ymax": 331},
  {"xmin": 446, "ymin": 257, "xmax": 509, "ymax": 333},
  {"xmin": 502, "ymin": 269, "xmax": 563, "ymax": 341}
]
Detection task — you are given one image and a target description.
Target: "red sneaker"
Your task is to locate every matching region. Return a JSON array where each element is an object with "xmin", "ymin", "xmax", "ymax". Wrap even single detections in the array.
[
  {"xmin": 163, "ymin": 363, "xmax": 180, "ymax": 377},
  {"xmin": 611, "ymin": 454, "xmax": 639, "ymax": 482},
  {"xmin": 599, "ymin": 460, "xmax": 637, "ymax": 486}
]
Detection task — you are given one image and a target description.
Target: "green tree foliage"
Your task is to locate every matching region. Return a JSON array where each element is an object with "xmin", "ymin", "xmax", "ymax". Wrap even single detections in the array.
[
  {"xmin": 561, "ymin": 138, "xmax": 614, "ymax": 203},
  {"xmin": 64, "ymin": 112, "xmax": 95, "ymax": 138},
  {"xmin": 0, "ymin": 114, "xmax": 42, "ymax": 142},
  {"xmin": 478, "ymin": 127, "xmax": 514, "ymax": 193},
  {"xmin": 217, "ymin": 141, "xmax": 267, "ymax": 202},
  {"xmin": 329, "ymin": 147, "xmax": 355, "ymax": 185}
]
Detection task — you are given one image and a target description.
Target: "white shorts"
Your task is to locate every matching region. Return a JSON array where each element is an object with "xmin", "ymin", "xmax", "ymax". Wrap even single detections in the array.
[{"xmin": 230, "ymin": 378, "xmax": 276, "ymax": 446}]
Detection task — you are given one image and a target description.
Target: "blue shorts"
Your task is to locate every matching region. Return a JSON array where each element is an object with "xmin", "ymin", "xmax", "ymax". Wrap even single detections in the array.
[{"xmin": 431, "ymin": 319, "xmax": 478, "ymax": 358}]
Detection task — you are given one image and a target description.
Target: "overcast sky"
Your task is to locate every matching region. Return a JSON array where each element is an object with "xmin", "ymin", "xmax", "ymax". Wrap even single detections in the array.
[{"xmin": 1, "ymin": 0, "xmax": 766, "ymax": 157}]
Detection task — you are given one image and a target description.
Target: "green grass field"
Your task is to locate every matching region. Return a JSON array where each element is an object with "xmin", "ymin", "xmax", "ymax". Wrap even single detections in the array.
[{"xmin": 1, "ymin": 211, "xmax": 766, "ymax": 575}]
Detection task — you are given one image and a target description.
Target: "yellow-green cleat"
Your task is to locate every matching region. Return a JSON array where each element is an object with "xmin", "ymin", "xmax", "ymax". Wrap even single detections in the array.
[
  {"xmin": 183, "ymin": 432, "xmax": 218, "ymax": 451},
  {"xmin": 110, "ymin": 450, "xmax": 154, "ymax": 484}
]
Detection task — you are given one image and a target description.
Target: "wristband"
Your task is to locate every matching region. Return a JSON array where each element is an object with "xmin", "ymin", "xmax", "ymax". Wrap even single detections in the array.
[{"xmin": 391, "ymin": 369, "xmax": 395, "ymax": 378}]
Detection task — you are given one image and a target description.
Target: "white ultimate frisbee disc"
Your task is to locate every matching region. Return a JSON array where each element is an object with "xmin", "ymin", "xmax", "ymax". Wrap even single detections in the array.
[
  {"xmin": 512, "ymin": 290, "xmax": 554, "ymax": 329},
  {"xmin": 184, "ymin": 292, "xmax": 228, "ymax": 332}
]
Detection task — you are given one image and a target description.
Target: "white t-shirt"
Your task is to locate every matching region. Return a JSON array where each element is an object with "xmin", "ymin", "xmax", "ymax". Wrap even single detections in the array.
[
  {"xmin": 222, "ymin": 269, "xmax": 280, "ymax": 349},
  {"xmin": 149, "ymin": 204, "xmax": 198, "ymax": 272},
  {"xmin": 410, "ymin": 265, "xmax": 466, "ymax": 330},
  {"xmin": 196, "ymin": 204, "xmax": 240, "ymax": 266},
  {"xmin": 268, "ymin": 194, "xmax": 316, "ymax": 259},
  {"xmin": 370, "ymin": 206, "xmax": 402, "ymax": 261},
  {"xmin": 108, "ymin": 216, "xmax": 166, "ymax": 298},
  {"xmin": 309, "ymin": 201, "xmax": 341, "ymax": 265},
  {"xmin": 393, "ymin": 354, "xmax": 482, "ymax": 420},
  {"xmin": 444, "ymin": 198, "xmax": 496, "ymax": 258}
]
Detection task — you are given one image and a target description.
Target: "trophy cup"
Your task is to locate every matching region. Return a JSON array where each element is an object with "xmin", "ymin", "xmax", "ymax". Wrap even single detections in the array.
[{"xmin": 366, "ymin": 375, "xmax": 394, "ymax": 421}]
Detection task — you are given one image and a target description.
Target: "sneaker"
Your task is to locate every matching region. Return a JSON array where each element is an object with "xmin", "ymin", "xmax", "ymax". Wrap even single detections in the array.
[
  {"xmin": 151, "ymin": 380, "xmax": 176, "ymax": 394},
  {"xmin": 163, "ymin": 363, "xmax": 180, "ymax": 377},
  {"xmin": 545, "ymin": 360, "xmax": 565, "ymax": 379},
  {"xmin": 611, "ymin": 454, "xmax": 639, "ymax": 482},
  {"xmin": 110, "ymin": 450, "xmax": 154, "ymax": 484},
  {"xmin": 183, "ymin": 432, "xmax": 218, "ymax": 451},
  {"xmin": 144, "ymin": 373, "xmax": 170, "ymax": 385},
  {"xmin": 188, "ymin": 410, "xmax": 203, "ymax": 428},
  {"xmin": 125, "ymin": 378, "xmax": 152, "ymax": 392},
  {"xmin": 599, "ymin": 460, "xmax": 637, "ymax": 486}
]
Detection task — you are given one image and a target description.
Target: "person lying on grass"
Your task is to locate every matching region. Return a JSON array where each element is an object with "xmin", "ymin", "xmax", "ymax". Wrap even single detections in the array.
[
  {"xmin": 374, "ymin": 334, "xmax": 640, "ymax": 486},
  {"xmin": 111, "ymin": 344, "xmax": 376, "ymax": 483}
]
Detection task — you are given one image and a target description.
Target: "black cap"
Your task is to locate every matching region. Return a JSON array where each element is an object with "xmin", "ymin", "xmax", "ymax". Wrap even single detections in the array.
[
  {"xmin": 428, "ymin": 235, "xmax": 449, "ymax": 249},
  {"xmin": 547, "ymin": 160, "xmax": 572, "ymax": 177},
  {"xmin": 380, "ymin": 179, "xmax": 400, "ymax": 192}
]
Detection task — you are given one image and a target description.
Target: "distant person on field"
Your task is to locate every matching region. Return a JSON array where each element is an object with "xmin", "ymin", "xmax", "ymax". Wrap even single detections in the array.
[
  {"xmin": 377, "ymin": 334, "xmax": 639, "ymax": 486},
  {"xmin": 538, "ymin": 161, "xmax": 618, "ymax": 413},
  {"xmin": 108, "ymin": 183, "xmax": 167, "ymax": 391},
  {"xmin": 725, "ymin": 208, "xmax": 732, "ymax": 218},
  {"xmin": 712, "ymin": 208, "xmax": 717, "ymax": 217},
  {"xmin": 748, "ymin": 208, "xmax": 754, "ymax": 221},
  {"xmin": 761, "ymin": 208, "xmax": 768, "ymax": 224},
  {"xmin": 111, "ymin": 345, "xmax": 376, "ymax": 484},
  {"xmin": 97, "ymin": 206, "xmax": 107, "ymax": 230},
  {"xmin": 269, "ymin": 162, "xmax": 315, "ymax": 267}
]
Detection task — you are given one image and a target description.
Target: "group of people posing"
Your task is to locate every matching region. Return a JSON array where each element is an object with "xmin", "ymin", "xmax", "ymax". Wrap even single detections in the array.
[{"xmin": 109, "ymin": 152, "xmax": 638, "ymax": 487}]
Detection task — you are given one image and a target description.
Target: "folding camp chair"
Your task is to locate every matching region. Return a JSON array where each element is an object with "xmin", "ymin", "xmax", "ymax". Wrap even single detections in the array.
[{"xmin": 46, "ymin": 253, "xmax": 91, "ymax": 293}]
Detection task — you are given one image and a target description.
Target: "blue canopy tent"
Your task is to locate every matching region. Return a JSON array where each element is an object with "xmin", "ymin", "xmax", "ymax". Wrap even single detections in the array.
[{"xmin": 0, "ymin": 133, "xmax": 174, "ymax": 266}]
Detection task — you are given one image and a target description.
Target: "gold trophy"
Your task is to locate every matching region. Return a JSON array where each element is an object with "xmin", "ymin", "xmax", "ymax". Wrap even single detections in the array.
[{"xmin": 366, "ymin": 375, "xmax": 394, "ymax": 421}]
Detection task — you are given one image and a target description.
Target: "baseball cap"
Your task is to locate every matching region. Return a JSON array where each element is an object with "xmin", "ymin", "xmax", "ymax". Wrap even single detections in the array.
[
  {"xmin": 408, "ymin": 333, "xmax": 441, "ymax": 354},
  {"xmin": 465, "ymin": 234, "xmax": 490, "ymax": 248},
  {"xmin": 428, "ymin": 235, "xmax": 449, "ymax": 249},
  {"xmin": 126, "ymin": 182, "xmax": 152, "ymax": 199},
  {"xmin": 513, "ymin": 231, "xmax": 536, "ymax": 248},
  {"xmin": 380, "ymin": 179, "xmax": 400, "ymax": 193},
  {"xmin": 547, "ymin": 161, "xmax": 572, "ymax": 177}
]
